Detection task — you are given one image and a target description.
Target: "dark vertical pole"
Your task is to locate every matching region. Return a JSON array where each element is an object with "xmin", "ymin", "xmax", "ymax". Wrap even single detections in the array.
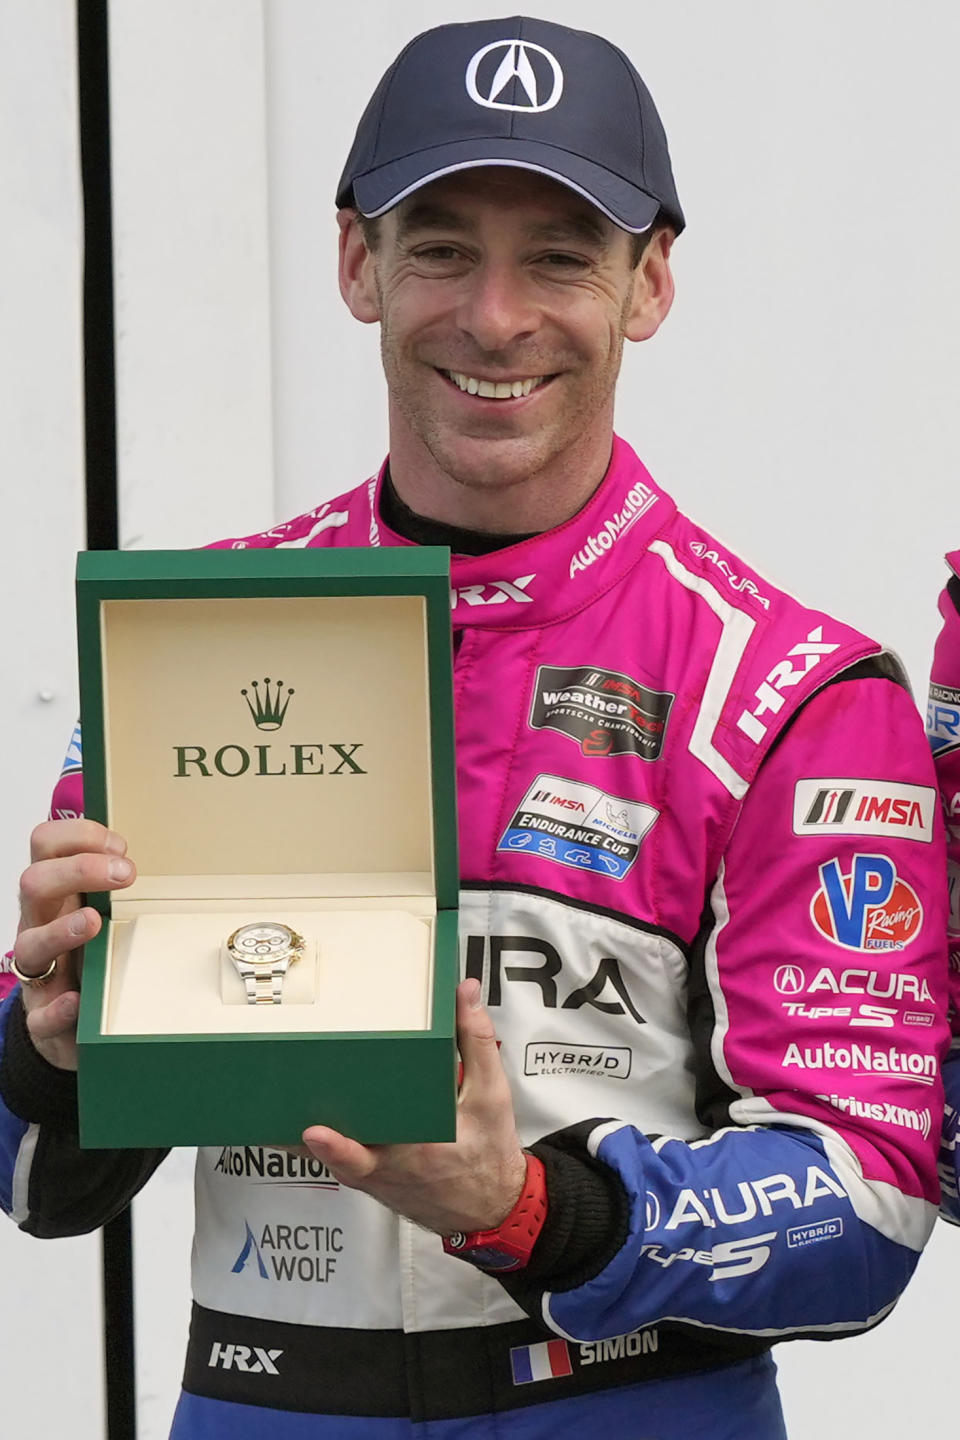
[
  {"xmin": 78, "ymin": 0, "xmax": 118, "ymax": 549},
  {"xmin": 77, "ymin": 3, "xmax": 135, "ymax": 1439}
]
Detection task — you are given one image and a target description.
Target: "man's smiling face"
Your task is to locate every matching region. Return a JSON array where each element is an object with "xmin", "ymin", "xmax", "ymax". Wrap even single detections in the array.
[{"xmin": 339, "ymin": 169, "xmax": 674, "ymax": 525}]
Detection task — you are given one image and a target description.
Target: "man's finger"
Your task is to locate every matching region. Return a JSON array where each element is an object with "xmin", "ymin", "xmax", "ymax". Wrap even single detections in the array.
[
  {"xmin": 29, "ymin": 819, "xmax": 127, "ymax": 864},
  {"xmin": 13, "ymin": 906, "xmax": 99, "ymax": 980},
  {"xmin": 301, "ymin": 1126, "xmax": 379, "ymax": 1187},
  {"xmin": 455, "ymin": 979, "xmax": 505, "ymax": 1091},
  {"xmin": 18, "ymin": 852, "xmax": 135, "ymax": 932},
  {"xmin": 26, "ymin": 990, "xmax": 80, "ymax": 1043}
]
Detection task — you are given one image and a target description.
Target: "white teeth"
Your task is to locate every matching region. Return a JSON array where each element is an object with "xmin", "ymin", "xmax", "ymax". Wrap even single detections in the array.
[{"xmin": 445, "ymin": 371, "xmax": 546, "ymax": 399}]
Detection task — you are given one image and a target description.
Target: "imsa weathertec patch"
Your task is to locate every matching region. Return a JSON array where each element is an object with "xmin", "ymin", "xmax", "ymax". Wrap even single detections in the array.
[{"xmin": 529, "ymin": 665, "xmax": 673, "ymax": 760}]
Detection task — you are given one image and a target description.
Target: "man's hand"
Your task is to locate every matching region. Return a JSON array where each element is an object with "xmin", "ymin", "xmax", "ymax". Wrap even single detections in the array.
[
  {"xmin": 302, "ymin": 979, "xmax": 527, "ymax": 1235},
  {"xmin": 13, "ymin": 819, "xmax": 136, "ymax": 1071}
]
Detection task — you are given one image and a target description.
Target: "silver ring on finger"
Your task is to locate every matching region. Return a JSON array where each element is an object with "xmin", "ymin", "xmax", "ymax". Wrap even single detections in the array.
[{"xmin": 10, "ymin": 955, "xmax": 59, "ymax": 988}]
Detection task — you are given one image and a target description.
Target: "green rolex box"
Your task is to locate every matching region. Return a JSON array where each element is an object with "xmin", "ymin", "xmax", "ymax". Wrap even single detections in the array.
[{"xmin": 75, "ymin": 547, "xmax": 458, "ymax": 1149}]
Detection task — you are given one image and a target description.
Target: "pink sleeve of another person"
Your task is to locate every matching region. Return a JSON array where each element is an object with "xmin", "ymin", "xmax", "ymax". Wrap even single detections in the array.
[{"xmin": 926, "ymin": 552, "xmax": 960, "ymax": 1222}]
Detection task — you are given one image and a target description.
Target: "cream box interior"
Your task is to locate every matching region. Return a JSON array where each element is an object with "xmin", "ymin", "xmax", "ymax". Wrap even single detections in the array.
[{"xmin": 97, "ymin": 592, "xmax": 439, "ymax": 1037}]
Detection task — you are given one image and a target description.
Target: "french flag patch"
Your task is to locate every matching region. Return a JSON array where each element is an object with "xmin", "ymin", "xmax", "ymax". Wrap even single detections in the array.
[{"xmin": 510, "ymin": 1338, "xmax": 573, "ymax": 1385}]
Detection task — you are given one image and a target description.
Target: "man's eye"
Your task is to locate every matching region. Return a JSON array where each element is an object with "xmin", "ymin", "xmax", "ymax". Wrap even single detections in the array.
[
  {"xmin": 413, "ymin": 246, "xmax": 463, "ymax": 263},
  {"xmin": 537, "ymin": 252, "xmax": 589, "ymax": 270}
]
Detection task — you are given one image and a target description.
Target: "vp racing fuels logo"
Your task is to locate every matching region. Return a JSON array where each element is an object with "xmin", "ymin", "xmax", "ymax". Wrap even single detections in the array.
[
  {"xmin": 530, "ymin": 665, "xmax": 673, "ymax": 760},
  {"xmin": 811, "ymin": 855, "xmax": 923, "ymax": 951},
  {"xmin": 498, "ymin": 772, "xmax": 657, "ymax": 879},
  {"xmin": 466, "ymin": 40, "xmax": 564, "ymax": 113}
]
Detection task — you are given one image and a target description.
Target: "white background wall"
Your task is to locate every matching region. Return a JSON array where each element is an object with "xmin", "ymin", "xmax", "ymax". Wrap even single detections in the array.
[{"xmin": 1, "ymin": 1, "xmax": 956, "ymax": 1435}]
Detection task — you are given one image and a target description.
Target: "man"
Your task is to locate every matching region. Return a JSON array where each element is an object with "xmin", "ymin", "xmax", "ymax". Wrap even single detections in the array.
[
  {"xmin": 0, "ymin": 17, "xmax": 949, "ymax": 1440},
  {"xmin": 926, "ymin": 553, "xmax": 960, "ymax": 1223}
]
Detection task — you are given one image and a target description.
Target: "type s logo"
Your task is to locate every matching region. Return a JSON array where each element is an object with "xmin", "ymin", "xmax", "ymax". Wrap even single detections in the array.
[{"xmin": 641, "ymin": 1232, "xmax": 778, "ymax": 1283}]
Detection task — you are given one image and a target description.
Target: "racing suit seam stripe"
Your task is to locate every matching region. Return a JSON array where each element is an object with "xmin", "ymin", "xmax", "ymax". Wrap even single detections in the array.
[
  {"xmin": 649, "ymin": 540, "xmax": 754, "ymax": 798},
  {"xmin": 812, "ymin": 1126, "xmax": 936, "ymax": 1250},
  {"xmin": 459, "ymin": 880, "xmax": 691, "ymax": 952},
  {"xmin": 633, "ymin": 1302, "xmax": 898, "ymax": 1340},
  {"xmin": 700, "ymin": 861, "xmax": 750, "ymax": 1108},
  {"xmin": 586, "ymin": 1119, "xmax": 630, "ymax": 1158},
  {"xmin": 10, "ymin": 1122, "xmax": 39, "ymax": 1225}
]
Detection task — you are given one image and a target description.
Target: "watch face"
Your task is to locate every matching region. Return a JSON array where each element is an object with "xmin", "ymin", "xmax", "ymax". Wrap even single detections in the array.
[
  {"xmin": 455, "ymin": 1244, "xmax": 522, "ymax": 1273},
  {"xmin": 229, "ymin": 922, "xmax": 294, "ymax": 962}
]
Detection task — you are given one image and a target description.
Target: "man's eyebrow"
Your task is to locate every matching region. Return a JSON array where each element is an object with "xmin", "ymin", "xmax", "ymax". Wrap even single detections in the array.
[
  {"xmin": 395, "ymin": 203, "xmax": 476, "ymax": 239},
  {"xmin": 395, "ymin": 203, "xmax": 611, "ymax": 248},
  {"xmin": 524, "ymin": 216, "xmax": 610, "ymax": 248}
]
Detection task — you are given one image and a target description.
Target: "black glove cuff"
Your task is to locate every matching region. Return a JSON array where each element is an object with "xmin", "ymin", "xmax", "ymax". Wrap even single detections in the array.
[{"xmin": 0, "ymin": 992, "xmax": 79, "ymax": 1131}]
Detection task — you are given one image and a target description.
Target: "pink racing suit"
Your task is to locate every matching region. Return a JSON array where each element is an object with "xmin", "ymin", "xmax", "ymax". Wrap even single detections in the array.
[
  {"xmin": 925, "ymin": 550, "xmax": 960, "ymax": 1223},
  {"xmin": 0, "ymin": 437, "xmax": 949, "ymax": 1439}
]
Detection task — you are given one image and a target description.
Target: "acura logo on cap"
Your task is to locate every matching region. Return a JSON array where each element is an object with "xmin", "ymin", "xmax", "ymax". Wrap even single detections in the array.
[{"xmin": 465, "ymin": 40, "xmax": 564, "ymax": 114}]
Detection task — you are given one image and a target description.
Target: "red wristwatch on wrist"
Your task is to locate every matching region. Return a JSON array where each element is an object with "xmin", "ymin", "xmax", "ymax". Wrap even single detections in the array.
[{"xmin": 442, "ymin": 1152, "xmax": 548, "ymax": 1273}]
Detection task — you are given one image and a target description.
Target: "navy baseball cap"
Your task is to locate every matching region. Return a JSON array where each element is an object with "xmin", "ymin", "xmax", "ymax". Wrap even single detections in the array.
[{"xmin": 336, "ymin": 17, "xmax": 684, "ymax": 235}]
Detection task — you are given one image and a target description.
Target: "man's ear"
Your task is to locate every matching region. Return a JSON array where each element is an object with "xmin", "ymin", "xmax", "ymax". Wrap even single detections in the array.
[
  {"xmin": 624, "ymin": 228, "xmax": 675, "ymax": 343},
  {"xmin": 338, "ymin": 209, "xmax": 380, "ymax": 323}
]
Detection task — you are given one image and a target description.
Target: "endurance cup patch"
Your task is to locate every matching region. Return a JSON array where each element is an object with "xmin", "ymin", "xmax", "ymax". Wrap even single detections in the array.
[
  {"xmin": 529, "ymin": 665, "xmax": 673, "ymax": 760},
  {"xmin": 498, "ymin": 773, "xmax": 658, "ymax": 880}
]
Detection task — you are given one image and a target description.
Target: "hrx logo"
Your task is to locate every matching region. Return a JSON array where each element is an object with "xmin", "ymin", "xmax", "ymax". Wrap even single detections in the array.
[
  {"xmin": 451, "ymin": 575, "xmax": 535, "ymax": 608},
  {"xmin": 737, "ymin": 628, "xmax": 840, "ymax": 743},
  {"xmin": 208, "ymin": 1341, "xmax": 282, "ymax": 1375}
]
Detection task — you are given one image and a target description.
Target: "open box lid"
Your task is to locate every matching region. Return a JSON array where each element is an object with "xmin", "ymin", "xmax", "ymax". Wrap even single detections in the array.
[{"xmin": 76, "ymin": 547, "xmax": 458, "ymax": 912}]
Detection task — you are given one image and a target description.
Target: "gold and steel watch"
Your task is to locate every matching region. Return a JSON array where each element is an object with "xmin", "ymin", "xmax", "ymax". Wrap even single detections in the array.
[{"xmin": 226, "ymin": 921, "xmax": 305, "ymax": 1004}]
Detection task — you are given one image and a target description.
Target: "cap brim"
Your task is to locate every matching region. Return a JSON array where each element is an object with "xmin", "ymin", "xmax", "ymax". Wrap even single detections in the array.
[{"xmin": 349, "ymin": 139, "xmax": 665, "ymax": 234}]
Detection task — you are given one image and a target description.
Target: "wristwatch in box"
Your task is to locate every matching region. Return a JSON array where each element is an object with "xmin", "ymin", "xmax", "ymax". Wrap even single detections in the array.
[{"xmin": 226, "ymin": 921, "xmax": 305, "ymax": 1005}]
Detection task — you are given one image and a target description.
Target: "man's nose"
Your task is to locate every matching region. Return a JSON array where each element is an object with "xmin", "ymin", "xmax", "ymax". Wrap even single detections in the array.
[{"xmin": 454, "ymin": 263, "xmax": 540, "ymax": 353}]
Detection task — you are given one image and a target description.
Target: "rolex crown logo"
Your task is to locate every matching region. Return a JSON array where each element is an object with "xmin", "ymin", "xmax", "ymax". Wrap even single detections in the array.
[{"xmin": 241, "ymin": 678, "xmax": 294, "ymax": 731}]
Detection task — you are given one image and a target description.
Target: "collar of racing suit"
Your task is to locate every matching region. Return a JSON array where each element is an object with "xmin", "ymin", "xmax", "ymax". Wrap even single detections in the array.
[
  {"xmin": 379, "ymin": 466, "xmax": 537, "ymax": 555},
  {"xmin": 364, "ymin": 436, "xmax": 677, "ymax": 631}
]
